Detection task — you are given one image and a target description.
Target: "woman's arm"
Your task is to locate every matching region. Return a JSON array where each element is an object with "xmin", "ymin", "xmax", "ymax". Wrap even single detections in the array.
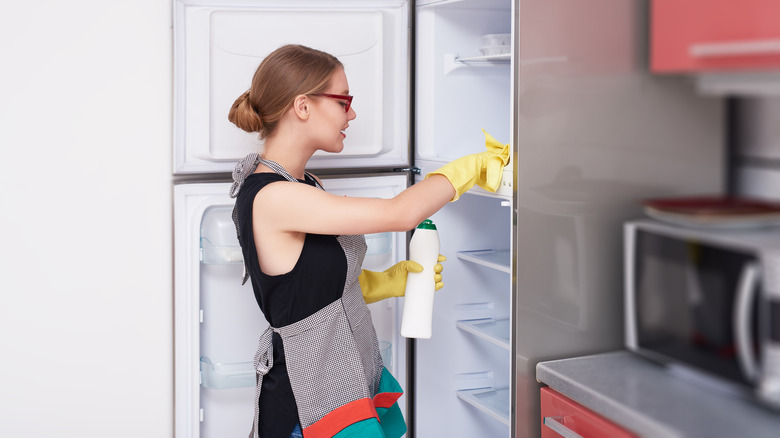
[{"xmin": 253, "ymin": 174, "xmax": 455, "ymax": 236}]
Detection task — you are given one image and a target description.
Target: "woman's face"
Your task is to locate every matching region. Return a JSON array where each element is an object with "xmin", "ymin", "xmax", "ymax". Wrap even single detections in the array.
[{"xmin": 309, "ymin": 68, "xmax": 357, "ymax": 154}]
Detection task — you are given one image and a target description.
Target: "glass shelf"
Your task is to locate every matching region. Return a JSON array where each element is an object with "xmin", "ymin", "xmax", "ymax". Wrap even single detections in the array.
[
  {"xmin": 444, "ymin": 53, "xmax": 510, "ymax": 74},
  {"xmin": 200, "ymin": 357, "xmax": 254, "ymax": 389},
  {"xmin": 456, "ymin": 249, "xmax": 511, "ymax": 273},
  {"xmin": 455, "ymin": 53, "xmax": 511, "ymax": 63},
  {"xmin": 457, "ymin": 318, "xmax": 510, "ymax": 350},
  {"xmin": 456, "ymin": 387, "xmax": 510, "ymax": 426}
]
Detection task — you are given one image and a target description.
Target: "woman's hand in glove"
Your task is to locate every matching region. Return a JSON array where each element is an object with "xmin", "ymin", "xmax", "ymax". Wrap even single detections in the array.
[
  {"xmin": 359, "ymin": 255, "xmax": 447, "ymax": 304},
  {"xmin": 426, "ymin": 129, "xmax": 510, "ymax": 201}
]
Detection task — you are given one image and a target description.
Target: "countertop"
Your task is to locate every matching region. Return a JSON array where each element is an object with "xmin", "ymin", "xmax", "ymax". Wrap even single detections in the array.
[{"xmin": 536, "ymin": 350, "xmax": 780, "ymax": 438}]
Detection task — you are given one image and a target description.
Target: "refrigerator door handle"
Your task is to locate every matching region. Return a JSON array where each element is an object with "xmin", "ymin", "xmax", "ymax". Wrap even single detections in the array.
[
  {"xmin": 734, "ymin": 262, "xmax": 761, "ymax": 383},
  {"xmin": 393, "ymin": 167, "xmax": 422, "ymax": 175},
  {"xmin": 542, "ymin": 416, "xmax": 584, "ymax": 438}
]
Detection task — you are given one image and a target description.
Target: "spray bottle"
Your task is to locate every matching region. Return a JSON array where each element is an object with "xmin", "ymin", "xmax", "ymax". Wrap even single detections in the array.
[{"xmin": 401, "ymin": 219, "xmax": 440, "ymax": 339}]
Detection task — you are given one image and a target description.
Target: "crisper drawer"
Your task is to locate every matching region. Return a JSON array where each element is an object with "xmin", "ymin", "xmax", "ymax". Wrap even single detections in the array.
[
  {"xmin": 652, "ymin": 0, "xmax": 780, "ymax": 73},
  {"xmin": 540, "ymin": 387, "xmax": 635, "ymax": 438}
]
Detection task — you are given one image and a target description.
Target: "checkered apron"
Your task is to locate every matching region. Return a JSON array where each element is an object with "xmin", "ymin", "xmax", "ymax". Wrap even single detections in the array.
[{"xmin": 233, "ymin": 157, "xmax": 386, "ymax": 438}]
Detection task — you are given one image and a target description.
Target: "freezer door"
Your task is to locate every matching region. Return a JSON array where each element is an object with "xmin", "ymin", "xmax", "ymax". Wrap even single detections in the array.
[
  {"xmin": 173, "ymin": 175, "xmax": 409, "ymax": 437},
  {"xmin": 173, "ymin": 0, "xmax": 410, "ymax": 174}
]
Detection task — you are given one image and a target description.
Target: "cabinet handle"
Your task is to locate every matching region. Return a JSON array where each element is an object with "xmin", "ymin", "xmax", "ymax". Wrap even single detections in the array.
[
  {"xmin": 543, "ymin": 416, "xmax": 583, "ymax": 438},
  {"xmin": 690, "ymin": 39, "xmax": 780, "ymax": 58}
]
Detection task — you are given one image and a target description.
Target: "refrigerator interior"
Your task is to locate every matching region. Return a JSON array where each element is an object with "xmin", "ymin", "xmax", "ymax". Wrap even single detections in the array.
[
  {"xmin": 413, "ymin": 1, "xmax": 515, "ymax": 437},
  {"xmin": 174, "ymin": 176, "xmax": 409, "ymax": 438}
]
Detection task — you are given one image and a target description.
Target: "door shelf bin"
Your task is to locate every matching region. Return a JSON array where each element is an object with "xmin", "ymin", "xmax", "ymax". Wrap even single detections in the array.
[
  {"xmin": 200, "ymin": 357, "xmax": 254, "ymax": 389},
  {"xmin": 457, "ymin": 318, "xmax": 510, "ymax": 350},
  {"xmin": 456, "ymin": 387, "xmax": 510, "ymax": 426},
  {"xmin": 456, "ymin": 249, "xmax": 511, "ymax": 273},
  {"xmin": 200, "ymin": 238, "xmax": 243, "ymax": 264}
]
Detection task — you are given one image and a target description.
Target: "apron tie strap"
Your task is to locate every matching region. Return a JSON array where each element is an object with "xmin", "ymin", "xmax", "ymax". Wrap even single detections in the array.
[{"xmin": 251, "ymin": 326, "xmax": 276, "ymax": 438}]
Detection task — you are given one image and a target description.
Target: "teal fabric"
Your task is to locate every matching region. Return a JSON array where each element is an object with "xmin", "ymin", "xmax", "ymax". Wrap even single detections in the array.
[
  {"xmin": 329, "ymin": 368, "xmax": 407, "ymax": 438},
  {"xmin": 377, "ymin": 367, "xmax": 403, "ymax": 394},
  {"xmin": 375, "ymin": 368, "xmax": 407, "ymax": 438},
  {"xmin": 332, "ymin": 418, "xmax": 384, "ymax": 437},
  {"xmin": 377, "ymin": 402, "xmax": 407, "ymax": 438}
]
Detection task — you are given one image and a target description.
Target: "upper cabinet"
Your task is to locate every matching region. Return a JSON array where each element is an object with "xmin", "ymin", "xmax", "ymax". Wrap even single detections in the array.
[{"xmin": 652, "ymin": 0, "xmax": 780, "ymax": 73}]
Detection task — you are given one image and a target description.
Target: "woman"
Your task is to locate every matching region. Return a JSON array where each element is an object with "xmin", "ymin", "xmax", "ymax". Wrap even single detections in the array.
[{"xmin": 228, "ymin": 44, "xmax": 509, "ymax": 438}]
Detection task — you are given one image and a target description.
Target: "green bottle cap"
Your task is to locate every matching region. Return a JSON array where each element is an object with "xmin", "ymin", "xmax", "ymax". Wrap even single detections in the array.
[{"xmin": 417, "ymin": 219, "xmax": 437, "ymax": 230}]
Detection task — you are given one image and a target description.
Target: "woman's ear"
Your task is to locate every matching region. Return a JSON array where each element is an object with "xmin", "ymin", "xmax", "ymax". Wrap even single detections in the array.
[{"xmin": 292, "ymin": 94, "xmax": 310, "ymax": 120}]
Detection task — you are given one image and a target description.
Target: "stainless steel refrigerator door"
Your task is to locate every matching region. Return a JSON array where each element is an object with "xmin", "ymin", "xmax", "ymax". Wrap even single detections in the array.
[
  {"xmin": 174, "ymin": 175, "xmax": 409, "ymax": 438},
  {"xmin": 514, "ymin": 0, "xmax": 724, "ymax": 436},
  {"xmin": 173, "ymin": 0, "xmax": 410, "ymax": 174}
]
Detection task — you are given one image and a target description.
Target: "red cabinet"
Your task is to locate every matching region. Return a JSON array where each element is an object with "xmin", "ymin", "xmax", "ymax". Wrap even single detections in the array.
[
  {"xmin": 652, "ymin": 0, "xmax": 780, "ymax": 73},
  {"xmin": 540, "ymin": 387, "xmax": 635, "ymax": 438}
]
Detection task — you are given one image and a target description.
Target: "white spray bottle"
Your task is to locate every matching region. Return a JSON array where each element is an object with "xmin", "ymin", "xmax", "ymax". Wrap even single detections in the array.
[{"xmin": 401, "ymin": 219, "xmax": 440, "ymax": 339}]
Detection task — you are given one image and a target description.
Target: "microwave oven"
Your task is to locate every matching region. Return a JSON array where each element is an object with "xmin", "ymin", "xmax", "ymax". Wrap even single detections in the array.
[{"xmin": 624, "ymin": 219, "xmax": 780, "ymax": 410}]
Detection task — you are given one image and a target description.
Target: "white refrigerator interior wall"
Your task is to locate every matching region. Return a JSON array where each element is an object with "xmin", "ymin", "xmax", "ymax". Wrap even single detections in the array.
[{"xmin": 0, "ymin": 2, "xmax": 173, "ymax": 436}]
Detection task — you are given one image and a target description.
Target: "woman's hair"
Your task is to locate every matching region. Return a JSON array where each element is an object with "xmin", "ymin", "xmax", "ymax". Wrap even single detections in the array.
[{"xmin": 228, "ymin": 44, "xmax": 343, "ymax": 139}]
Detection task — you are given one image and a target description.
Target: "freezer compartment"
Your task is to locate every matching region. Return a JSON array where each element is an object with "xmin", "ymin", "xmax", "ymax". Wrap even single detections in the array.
[
  {"xmin": 415, "ymin": 0, "xmax": 513, "ymax": 165},
  {"xmin": 174, "ymin": 0, "xmax": 410, "ymax": 174}
]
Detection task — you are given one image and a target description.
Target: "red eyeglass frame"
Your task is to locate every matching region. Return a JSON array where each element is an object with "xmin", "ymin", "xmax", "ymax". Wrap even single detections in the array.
[{"xmin": 310, "ymin": 93, "xmax": 353, "ymax": 113}]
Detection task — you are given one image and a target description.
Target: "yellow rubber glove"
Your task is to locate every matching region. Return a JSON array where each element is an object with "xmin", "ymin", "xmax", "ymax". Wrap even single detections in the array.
[
  {"xmin": 426, "ymin": 129, "xmax": 510, "ymax": 201},
  {"xmin": 359, "ymin": 255, "xmax": 447, "ymax": 304}
]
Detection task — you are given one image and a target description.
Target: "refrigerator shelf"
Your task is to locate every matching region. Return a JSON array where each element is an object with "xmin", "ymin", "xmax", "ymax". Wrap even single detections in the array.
[
  {"xmin": 199, "ymin": 357, "xmax": 254, "ymax": 389},
  {"xmin": 455, "ymin": 53, "xmax": 511, "ymax": 63},
  {"xmin": 456, "ymin": 249, "xmax": 511, "ymax": 273},
  {"xmin": 444, "ymin": 53, "xmax": 510, "ymax": 74},
  {"xmin": 456, "ymin": 318, "xmax": 510, "ymax": 350},
  {"xmin": 456, "ymin": 387, "xmax": 510, "ymax": 426}
]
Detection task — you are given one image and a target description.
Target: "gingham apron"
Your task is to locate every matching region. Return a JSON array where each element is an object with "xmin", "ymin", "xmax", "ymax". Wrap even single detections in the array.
[{"xmin": 230, "ymin": 156, "xmax": 387, "ymax": 438}]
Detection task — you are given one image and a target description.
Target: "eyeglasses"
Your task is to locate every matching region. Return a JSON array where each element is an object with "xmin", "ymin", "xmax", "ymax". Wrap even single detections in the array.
[{"xmin": 310, "ymin": 93, "xmax": 353, "ymax": 113}]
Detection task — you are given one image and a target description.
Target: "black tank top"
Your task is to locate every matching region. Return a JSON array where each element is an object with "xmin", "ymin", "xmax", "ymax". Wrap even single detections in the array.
[{"xmin": 234, "ymin": 172, "xmax": 348, "ymax": 438}]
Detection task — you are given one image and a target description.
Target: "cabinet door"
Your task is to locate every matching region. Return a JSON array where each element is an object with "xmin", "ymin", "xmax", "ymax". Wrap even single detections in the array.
[
  {"xmin": 652, "ymin": 0, "xmax": 780, "ymax": 73},
  {"xmin": 540, "ymin": 387, "xmax": 635, "ymax": 438}
]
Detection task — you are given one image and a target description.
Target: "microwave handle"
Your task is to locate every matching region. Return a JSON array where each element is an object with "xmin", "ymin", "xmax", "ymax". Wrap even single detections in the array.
[{"xmin": 734, "ymin": 262, "xmax": 760, "ymax": 383}]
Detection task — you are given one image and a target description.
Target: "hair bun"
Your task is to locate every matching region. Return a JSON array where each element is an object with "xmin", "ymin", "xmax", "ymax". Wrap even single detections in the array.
[{"xmin": 228, "ymin": 90, "xmax": 263, "ymax": 133}]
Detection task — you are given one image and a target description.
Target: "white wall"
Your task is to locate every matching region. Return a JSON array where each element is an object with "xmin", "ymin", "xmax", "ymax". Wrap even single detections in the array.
[{"xmin": 0, "ymin": 1, "xmax": 173, "ymax": 436}]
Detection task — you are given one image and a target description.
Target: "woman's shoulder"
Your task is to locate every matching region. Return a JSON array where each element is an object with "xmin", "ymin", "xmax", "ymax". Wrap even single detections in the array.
[{"xmin": 236, "ymin": 172, "xmax": 288, "ymax": 199}]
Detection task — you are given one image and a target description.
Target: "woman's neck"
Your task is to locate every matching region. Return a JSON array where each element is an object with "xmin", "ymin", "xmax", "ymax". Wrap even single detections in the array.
[{"xmin": 261, "ymin": 138, "xmax": 312, "ymax": 180}]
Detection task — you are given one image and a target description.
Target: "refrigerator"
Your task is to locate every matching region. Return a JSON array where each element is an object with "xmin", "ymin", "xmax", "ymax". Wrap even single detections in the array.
[{"xmin": 172, "ymin": 0, "xmax": 725, "ymax": 437}]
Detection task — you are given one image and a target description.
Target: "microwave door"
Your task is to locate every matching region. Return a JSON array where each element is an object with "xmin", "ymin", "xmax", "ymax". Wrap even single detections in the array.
[{"xmin": 734, "ymin": 262, "xmax": 761, "ymax": 383}]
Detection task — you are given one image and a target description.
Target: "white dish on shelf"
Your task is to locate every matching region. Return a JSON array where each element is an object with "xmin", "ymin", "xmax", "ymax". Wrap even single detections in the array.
[
  {"xmin": 643, "ymin": 196, "xmax": 780, "ymax": 229},
  {"xmin": 645, "ymin": 207, "xmax": 780, "ymax": 229},
  {"xmin": 479, "ymin": 45, "xmax": 510, "ymax": 56},
  {"xmin": 480, "ymin": 33, "xmax": 510, "ymax": 47}
]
